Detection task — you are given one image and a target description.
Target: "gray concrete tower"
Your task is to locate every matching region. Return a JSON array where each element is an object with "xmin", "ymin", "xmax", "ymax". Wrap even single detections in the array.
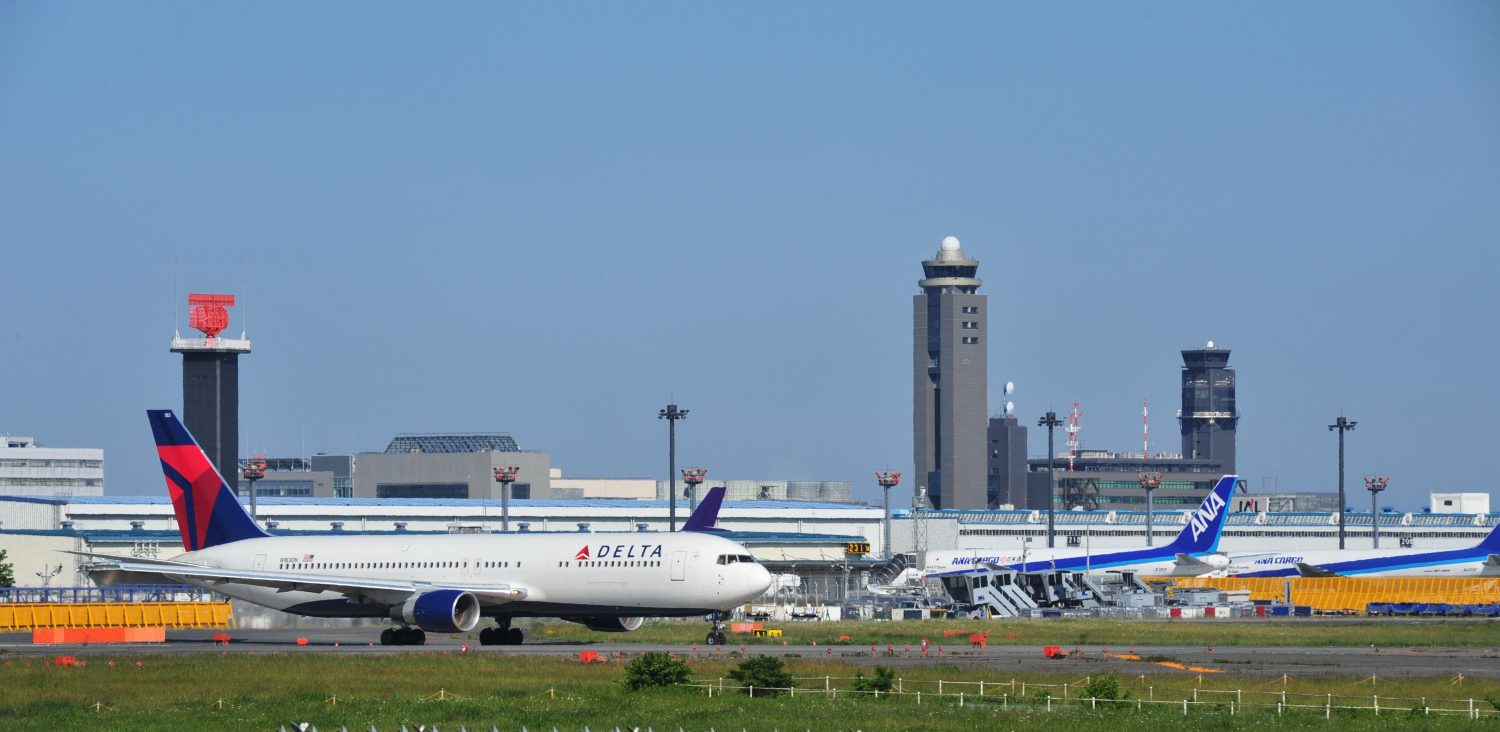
[{"xmin": 913, "ymin": 236, "xmax": 987, "ymax": 509}]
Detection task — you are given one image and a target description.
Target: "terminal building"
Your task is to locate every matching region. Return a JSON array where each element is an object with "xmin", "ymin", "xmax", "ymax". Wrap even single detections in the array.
[{"xmin": 0, "ymin": 435, "xmax": 105, "ymax": 497}]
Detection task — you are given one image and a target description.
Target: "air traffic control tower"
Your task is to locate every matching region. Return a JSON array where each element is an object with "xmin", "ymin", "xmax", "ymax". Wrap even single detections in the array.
[
  {"xmin": 171, "ymin": 294, "xmax": 251, "ymax": 494},
  {"xmin": 913, "ymin": 236, "xmax": 987, "ymax": 510},
  {"xmin": 1179, "ymin": 342, "xmax": 1236, "ymax": 474}
]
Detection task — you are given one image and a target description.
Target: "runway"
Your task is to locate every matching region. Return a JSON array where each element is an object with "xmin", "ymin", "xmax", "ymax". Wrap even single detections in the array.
[{"xmin": 5, "ymin": 627, "xmax": 1498, "ymax": 680}]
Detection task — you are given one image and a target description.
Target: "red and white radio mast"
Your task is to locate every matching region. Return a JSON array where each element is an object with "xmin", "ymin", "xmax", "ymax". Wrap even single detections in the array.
[
  {"xmin": 1065, "ymin": 400, "xmax": 1082, "ymax": 471},
  {"xmin": 1143, "ymin": 398, "xmax": 1150, "ymax": 459}
]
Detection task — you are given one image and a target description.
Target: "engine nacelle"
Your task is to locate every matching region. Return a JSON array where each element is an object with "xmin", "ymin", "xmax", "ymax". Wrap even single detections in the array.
[
  {"xmin": 570, "ymin": 616, "xmax": 645, "ymax": 633},
  {"xmin": 391, "ymin": 590, "xmax": 481, "ymax": 633}
]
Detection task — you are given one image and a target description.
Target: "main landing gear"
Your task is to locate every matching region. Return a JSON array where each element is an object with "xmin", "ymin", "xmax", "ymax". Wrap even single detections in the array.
[
  {"xmin": 705, "ymin": 610, "xmax": 727, "ymax": 646},
  {"xmin": 380, "ymin": 626, "xmax": 426, "ymax": 646},
  {"xmin": 479, "ymin": 619, "xmax": 524, "ymax": 646}
]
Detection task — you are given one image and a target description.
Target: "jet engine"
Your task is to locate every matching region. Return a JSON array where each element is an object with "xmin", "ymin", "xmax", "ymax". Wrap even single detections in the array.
[
  {"xmin": 569, "ymin": 616, "xmax": 645, "ymax": 633},
  {"xmin": 391, "ymin": 590, "xmax": 481, "ymax": 633}
]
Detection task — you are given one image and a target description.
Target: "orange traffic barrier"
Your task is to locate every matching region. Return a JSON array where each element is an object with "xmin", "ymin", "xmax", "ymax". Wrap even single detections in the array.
[
  {"xmin": 1155, "ymin": 577, "xmax": 1500, "ymax": 613},
  {"xmin": 579, "ymin": 651, "xmax": 599, "ymax": 663},
  {"xmin": 969, "ymin": 633, "xmax": 988, "ymax": 649},
  {"xmin": 942, "ymin": 629, "xmax": 971, "ymax": 638},
  {"xmin": 0, "ymin": 602, "xmax": 234, "ymax": 631}
]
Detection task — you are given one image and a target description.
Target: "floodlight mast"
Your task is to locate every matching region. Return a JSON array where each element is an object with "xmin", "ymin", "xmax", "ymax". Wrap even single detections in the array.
[
  {"xmin": 1037, "ymin": 411, "xmax": 1063, "ymax": 548},
  {"xmin": 876, "ymin": 471, "xmax": 902, "ymax": 559},
  {"xmin": 241, "ymin": 455, "xmax": 267, "ymax": 520},
  {"xmin": 1364, "ymin": 475, "xmax": 1389, "ymax": 548},
  {"xmin": 1138, "ymin": 473, "xmax": 1163, "ymax": 546},
  {"xmin": 1328, "ymin": 416, "xmax": 1356, "ymax": 549},
  {"xmin": 658, "ymin": 404, "xmax": 688, "ymax": 531},
  {"xmin": 681, "ymin": 467, "xmax": 708, "ymax": 510},
  {"xmin": 492, "ymin": 466, "xmax": 520, "ymax": 532}
]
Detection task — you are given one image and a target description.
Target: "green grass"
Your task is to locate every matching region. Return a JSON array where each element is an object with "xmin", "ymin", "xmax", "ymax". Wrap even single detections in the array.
[
  {"xmin": 523, "ymin": 616, "xmax": 1500, "ymax": 649},
  {"xmin": 3, "ymin": 653, "xmax": 1496, "ymax": 731}
]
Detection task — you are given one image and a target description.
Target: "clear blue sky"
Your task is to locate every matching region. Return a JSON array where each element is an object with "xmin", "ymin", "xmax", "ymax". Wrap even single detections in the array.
[{"xmin": 2, "ymin": 3, "xmax": 1496, "ymax": 509}]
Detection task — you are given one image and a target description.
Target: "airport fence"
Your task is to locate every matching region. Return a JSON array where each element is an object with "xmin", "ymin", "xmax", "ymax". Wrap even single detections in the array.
[
  {"xmin": 1160, "ymin": 577, "xmax": 1500, "ymax": 613},
  {"xmin": 679, "ymin": 674, "xmax": 1500, "ymax": 719}
]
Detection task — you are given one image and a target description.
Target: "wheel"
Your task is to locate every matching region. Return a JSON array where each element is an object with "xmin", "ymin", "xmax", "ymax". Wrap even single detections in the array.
[
  {"xmin": 393, "ymin": 627, "xmax": 411, "ymax": 645},
  {"xmin": 507, "ymin": 628, "xmax": 523, "ymax": 645},
  {"xmin": 380, "ymin": 628, "xmax": 396, "ymax": 646},
  {"xmin": 478, "ymin": 628, "xmax": 493, "ymax": 645},
  {"xmin": 706, "ymin": 632, "xmax": 718, "ymax": 645},
  {"xmin": 412, "ymin": 629, "xmax": 426, "ymax": 646}
]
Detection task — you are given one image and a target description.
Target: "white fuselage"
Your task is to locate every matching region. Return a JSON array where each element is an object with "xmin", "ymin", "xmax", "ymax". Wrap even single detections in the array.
[
  {"xmin": 924, "ymin": 548, "xmax": 1228, "ymax": 578},
  {"xmin": 174, "ymin": 531, "xmax": 772, "ymax": 618},
  {"xmin": 1227, "ymin": 548, "xmax": 1500, "ymax": 578}
]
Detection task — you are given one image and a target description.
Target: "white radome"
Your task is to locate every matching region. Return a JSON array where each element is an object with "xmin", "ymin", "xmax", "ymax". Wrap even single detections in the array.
[{"xmin": 941, "ymin": 236, "xmax": 961, "ymax": 251}]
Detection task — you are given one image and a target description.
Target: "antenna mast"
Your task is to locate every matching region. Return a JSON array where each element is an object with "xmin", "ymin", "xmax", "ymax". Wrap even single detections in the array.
[
  {"xmin": 1066, "ymin": 400, "xmax": 1082, "ymax": 471},
  {"xmin": 1143, "ymin": 398, "xmax": 1149, "ymax": 459}
]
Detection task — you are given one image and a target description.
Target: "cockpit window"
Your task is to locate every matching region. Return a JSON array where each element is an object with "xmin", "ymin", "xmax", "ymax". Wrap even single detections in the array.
[{"xmin": 716, "ymin": 554, "xmax": 760, "ymax": 565}]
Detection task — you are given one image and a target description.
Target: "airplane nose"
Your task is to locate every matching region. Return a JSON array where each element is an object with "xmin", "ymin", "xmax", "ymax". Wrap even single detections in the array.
[{"xmin": 747, "ymin": 563, "xmax": 772, "ymax": 596}]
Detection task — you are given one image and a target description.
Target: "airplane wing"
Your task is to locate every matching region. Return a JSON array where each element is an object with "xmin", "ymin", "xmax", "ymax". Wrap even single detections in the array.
[
  {"xmin": 1295, "ymin": 562, "xmax": 1341, "ymax": 578},
  {"xmin": 72, "ymin": 551, "xmax": 528, "ymax": 607}
]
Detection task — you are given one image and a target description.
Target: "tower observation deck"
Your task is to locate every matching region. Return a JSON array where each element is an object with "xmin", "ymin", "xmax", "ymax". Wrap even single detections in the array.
[
  {"xmin": 913, "ymin": 236, "xmax": 987, "ymax": 510},
  {"xmin": 170, "ymin": 294, "xmax": 251, "ymax": 495}
]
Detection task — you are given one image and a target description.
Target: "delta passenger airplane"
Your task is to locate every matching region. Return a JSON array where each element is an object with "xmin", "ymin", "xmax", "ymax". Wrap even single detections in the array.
[
  {"xmin": 924, "ymin": 475, "xmax": 1239, "ymax": 578},
  {"xmin": 82, "ymin": 410, "xmax": 772, "ymax": 646}
]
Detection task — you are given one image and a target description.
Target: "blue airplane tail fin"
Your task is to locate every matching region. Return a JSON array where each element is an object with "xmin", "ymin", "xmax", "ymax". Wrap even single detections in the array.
[
  {"xmin": 148, "ymin": 409, "xmax": 270, "ymax": 551},
  {"xmin": 1477, "ymin": 522, "xmax": 1500, "ymax": 551},
  {"xmin": 681, "ymin": 486, "xmax": 728, "ymax": 532},
  {"xmin": 1164, "ymin": 475, "xmax": 1239, "ymax": 554}
]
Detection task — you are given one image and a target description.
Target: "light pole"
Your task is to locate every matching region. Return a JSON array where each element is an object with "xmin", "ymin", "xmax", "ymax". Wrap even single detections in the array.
[
  {"xmin": 658, "ymin": 404, "xmax": 688, "ymax": 531},
  {"xmin": 241, "ymin": 454, "xmax": 267, "ymax": 520},
  {"xmin": 681, "ymin": 467, "xmax": 708, "ymax": 511},
  {"xmin": 876, "ymin": 471, "xmax": 902, "ymax": 559},
  {"xmin": 493, "ymin": 465, "xmax": 519, "ymax": 532},
  {"xmin": 1365, "ymin": 475, "xmax": 1389, "ymax": 549},
  {"xmin": 1038, "ymin": 411, "xmax": 1063, "ymax": 548},
  {"xmin": 1138, "ymin": 473, "xmax": 1162, "ymax": 546},
  {"xmin": 1329, "ymin": 416, "xmax": 1356, "ymax": 549}
]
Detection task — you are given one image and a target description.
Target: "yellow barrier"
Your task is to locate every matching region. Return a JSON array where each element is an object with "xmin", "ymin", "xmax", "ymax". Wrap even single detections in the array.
[
  {"xmin": 1154, "ymin": 578, "xmax": 1500, "ymax": 613},
  {"xmin": 0, "ymin": 602, "xmax": 235, "ymax": 631}
]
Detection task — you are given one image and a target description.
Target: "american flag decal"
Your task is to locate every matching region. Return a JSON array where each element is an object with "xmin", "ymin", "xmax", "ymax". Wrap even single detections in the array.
[{"xmin": 302, "ymin": 554, "xmax": 314, "ymax": 562}]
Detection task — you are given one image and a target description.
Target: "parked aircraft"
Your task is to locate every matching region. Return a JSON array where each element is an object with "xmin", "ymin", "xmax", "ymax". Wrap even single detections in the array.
[
  {"xmin": 1227, "ymin": 523, "xmax": 1500, "ymax": 578},
  {"xmin": 82, "ymin": 410, "xmax": 772, "ymax": 646},
  {"xmin": 923, "ymin": 475, "xmax": 1239, "ymax": 578}
]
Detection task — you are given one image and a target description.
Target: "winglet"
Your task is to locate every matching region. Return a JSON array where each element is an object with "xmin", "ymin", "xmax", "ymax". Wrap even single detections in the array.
[
  {"xmin": 1164, "ymin": 475, "xmax": 1238, "ymax": 554},
  {"xmin": 681, "ymin": 486, "xmax": 728, "ymax": 532},
  {"xmin": 148, "ymin": 409, "xmax": 270, "ymax": 550}
]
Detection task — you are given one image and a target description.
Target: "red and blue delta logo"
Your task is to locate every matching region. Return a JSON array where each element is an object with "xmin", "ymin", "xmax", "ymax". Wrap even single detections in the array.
[{"xmin": 574, "ymin": 546, "xmax": 590, "ymax": 561}]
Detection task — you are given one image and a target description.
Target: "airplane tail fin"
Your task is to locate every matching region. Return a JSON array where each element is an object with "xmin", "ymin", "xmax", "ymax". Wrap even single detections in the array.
[
  {"xmin": 1477, "ymin": 522, "xmax": 1500, "ymax": 551},
  {"xmin": 1164, "ymin": 475, "xmax": 1239, "ymax": 554},
  {"xmin": 681, "ymin": 486, "xmax": 728, "ymax": 532},
  {"xmin": 148, "ymin": 409, "xmax": 269, "ymax": 551}
]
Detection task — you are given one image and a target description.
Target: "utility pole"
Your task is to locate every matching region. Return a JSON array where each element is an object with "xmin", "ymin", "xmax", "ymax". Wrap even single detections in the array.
[
  {"xmin": 1329, "ymin": 416, "xmax": 1356, "ymax": 549},
  {"xmin": 658, "ymin": 404, "xmax": 689, "ymax": 531},
  {"xmin": 1037, "ymin": 411, "xmax": 1063, "ymax": 548}
]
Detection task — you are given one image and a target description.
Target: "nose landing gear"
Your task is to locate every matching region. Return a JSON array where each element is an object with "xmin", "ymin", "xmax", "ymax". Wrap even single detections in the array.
[{"xmin": 705, "ymin": 610, "xmax": 727, "ymax": 646}]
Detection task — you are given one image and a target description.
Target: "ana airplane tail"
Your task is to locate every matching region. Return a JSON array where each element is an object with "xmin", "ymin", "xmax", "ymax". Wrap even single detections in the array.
[
  {"xmin": 1163, "ymin": 475, "xmax": 1239, "ymax": 555},
  {"xmin": 681, "ymin": 486, "xmax": 728, "ymax": 532},
  {"xmin": 148, "ymin": 409, "xmax": 269, "ymax": 551},
  {"xmin": 1478, "ymin": 522, "xmax": 1500, "ymax": 552}
]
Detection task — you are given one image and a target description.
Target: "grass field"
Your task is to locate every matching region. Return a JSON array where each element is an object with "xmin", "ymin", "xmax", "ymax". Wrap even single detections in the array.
[
  {"xmin": 4, "ymin": 652, "xmax": 1497, "ymax": 731},
  {"xmin": 525, "ymin": 616, "xmax": 1500, "ymax": 649}
]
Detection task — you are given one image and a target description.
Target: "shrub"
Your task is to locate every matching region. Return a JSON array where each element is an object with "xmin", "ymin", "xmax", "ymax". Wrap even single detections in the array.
[
  {"xmin": 850, "ymin": 666, "xmax": 896, "ymax": 695},
  {"xmin": 726, "ymin": 656, "xmax": 794, "ymax": 696},
  {"xmin": 622, "ymin": 651, "xmax": 692, "ymax": 691}
]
